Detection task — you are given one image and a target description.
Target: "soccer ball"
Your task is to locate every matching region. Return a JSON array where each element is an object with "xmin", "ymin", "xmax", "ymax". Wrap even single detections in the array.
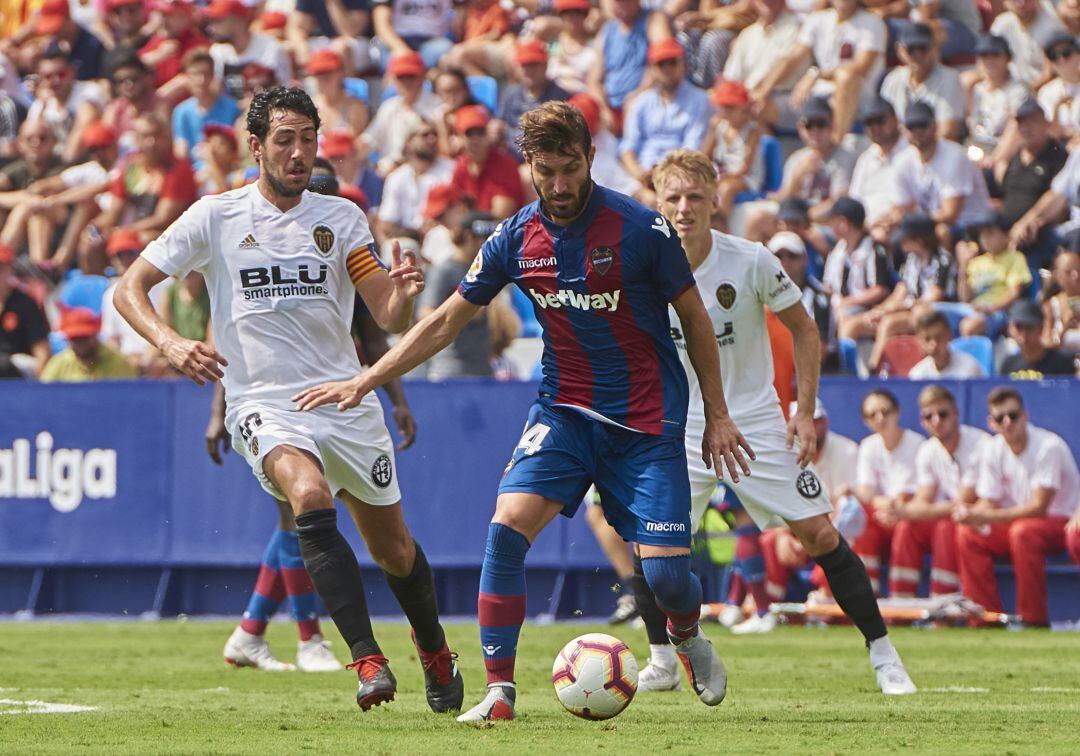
[{"xmin": 551, "ymin": 633, "xmax": 638, "ymax": 720}]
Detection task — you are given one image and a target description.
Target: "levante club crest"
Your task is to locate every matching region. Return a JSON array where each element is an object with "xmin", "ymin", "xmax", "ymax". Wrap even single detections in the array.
[{"xmin": 590, "ymin": 247, "xmax": 615, "ymax": 276}]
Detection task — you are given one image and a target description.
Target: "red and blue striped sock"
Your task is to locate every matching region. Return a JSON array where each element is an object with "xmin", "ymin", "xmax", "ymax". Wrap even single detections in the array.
[
  {"xmin": 278, "ymin": 530, "xmax": 321, "ymax": 641},
  {"xmin": 734, "ymin": 526, "xmax": 771, "ymax": 617},
  {"xmin": 240, "ymin": 529, "xmax": 288, "ymax": 636},
  {"xmin": 641, "ymin": 555, "xmax": 702, "ymax": 642},
  {"xmin": 478, "ymin": 523, "xmax": 529, "ymax": 685}
]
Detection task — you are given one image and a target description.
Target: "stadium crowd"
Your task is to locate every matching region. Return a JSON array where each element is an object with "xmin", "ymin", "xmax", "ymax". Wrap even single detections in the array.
[{"xmin": 0, "ymin": 0, "xmax": 1079, "ymax": 381}]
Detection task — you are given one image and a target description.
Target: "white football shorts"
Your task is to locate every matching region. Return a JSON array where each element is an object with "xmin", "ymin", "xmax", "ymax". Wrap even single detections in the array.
[
  {"xmin": 686, "ymin": 419, "xmax": 832, "ymax": 530},
  {"xmin": 227, "ymin": 393, "xmax": 400, "ymax": 506}
]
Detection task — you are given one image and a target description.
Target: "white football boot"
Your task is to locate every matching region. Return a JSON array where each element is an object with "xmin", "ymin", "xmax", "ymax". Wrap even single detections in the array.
[
  {"xmin": 456, "ymin": 684, "xmax": 516, "ymax": 723},
  {"xmin": 717, "ymin": 604, "xmax": 744, "ymax": 629},
  {"xmin": 297, "ymin": 634, "xmax": 344, "ymax": 672},
  {"xmin": 869, "ymin": 637, "xmax": 917, "ymax": 695},
  {"xmin": 731, "ymin": 612, "xmax": 778, "ymax": 635},
  {"xmin": 669, "ymin": 627, "xmax": 727, "ymax": 705},
  {"xmin": 223, "ymin": 627, "xmax": 297, "ymax": 671}
]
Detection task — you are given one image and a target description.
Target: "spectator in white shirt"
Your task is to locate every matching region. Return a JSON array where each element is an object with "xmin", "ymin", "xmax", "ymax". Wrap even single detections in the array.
[
  {"xmin": 850, "ymin": 96, "xmax": 908, "ymax": 235},
  {"xmin": 957, "ymin": 386, "xmax": 1080, "ymax": 626},
  {"xmin": 1037, "ymin": 31, "xmax": 1080, "ymax": 142},
  {"xmin": 753, "ymin": 0, "xmax": 886, "ymax": 141},
  {"xmin": 989, "ymin": 0, "xmax": 1067, "ymax": 90},
  {"xmin": 880, "ymin": 23, "xmax": 965, "ymax": 141},
  {"xmin": 377, "ymin": 120, "xmax": 453, "ymax": 239},
  {"xmin": 968, "ymin": 34, "xmax": 1030, "ymax": 161},
  {"xmin": 908, "ymin": 310, "xmax": 988, "ymax": 379},
  {"xmin": 890, "ymin": 101, "xmax": 993, "ymax": 250},
  {"xmin": 888, "ymin": 385, "xmax": 989, "ymax": 597},
  {"xmin": 726, "ymin": 0, "xmax": 808, "ymax": 130},
  {"xmin": 207, "ymin": 0, "xmax": 293, "ymax": 100},
  {"xmin": 854, "ymin": 388, "xmax": 925, "ymax": 593},
  {"xmin": 362, "ymin": 52, "xmax": 440, "ymax": 176}
]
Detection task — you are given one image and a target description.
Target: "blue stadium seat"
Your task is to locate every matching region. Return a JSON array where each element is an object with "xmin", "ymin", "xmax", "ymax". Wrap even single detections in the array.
[
  {"xmin": 734, "ymin": 135, "xmax": 782, "ymax": 203},
  {"xmin": 838, "ymin": 337, "xmax": 859, "ymax": 375},
  {"xmin": 344, "ymin": 77, "xmax": 370, "ymax": 104},
  {"xmin": 951, "ymin": 335, "xmax": 994, "ymax": 376},
  {"xmin": 510, "ymin": 286, "xmax": 542, "ymax": 338},
  {"xmin": 467, "ymin": 75, "xmax": 499, "ymax": 113},
  {"xmin": 57, "ymin": 272, "xmax": 111, "ymax": 315}
]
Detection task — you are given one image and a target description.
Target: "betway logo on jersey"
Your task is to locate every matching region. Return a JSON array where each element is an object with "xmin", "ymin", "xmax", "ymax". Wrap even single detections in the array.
[
  {"xmin": 0, "ymin": 432, "xmax": 117, "ymax": 512},
  {"xmin": 645, "ymin": 521, "xmax": 687, "ymax": 533},
  {"xmin": 529, "ymin": 288, "xmax": 621, "ymax": 312},
  {"xmin": 239, "ymin": 264, "xmax": 329, "ymax": 300}
]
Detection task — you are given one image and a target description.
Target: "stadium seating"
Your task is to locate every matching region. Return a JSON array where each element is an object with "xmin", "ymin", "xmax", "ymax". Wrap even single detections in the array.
[
  {"xmin": 344, "ymin": 77, "xmax": 370, "ymax": 104},
  {"xmin": 952, "ymin": 336, "xmax": 994, "ymax": 376},
  {"xmin": 877, "ymin": 335, "xmax": 924, "ymax": 378},
  {"xmin": 838, "ymin": 337, "xmax": 860, "ymax": 375},
  {"xmin": 466, "ymin": 75, "xmax": 499, "ymax": 114}
]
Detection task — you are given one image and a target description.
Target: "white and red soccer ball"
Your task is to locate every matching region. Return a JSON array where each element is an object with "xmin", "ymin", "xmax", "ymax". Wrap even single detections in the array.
[{"xmin": 551, "ymin": 633, "xmax": 638, "ymax": 720}]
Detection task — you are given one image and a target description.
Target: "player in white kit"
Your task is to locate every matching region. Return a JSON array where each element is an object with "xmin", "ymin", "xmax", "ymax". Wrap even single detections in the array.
[
  {"xmin": 634, "ymin": 150, "xmax": 916, "ymax": 696},
  {"xmin": 113, "ymin": 87, "xmax": 464, "ymax": 714}
]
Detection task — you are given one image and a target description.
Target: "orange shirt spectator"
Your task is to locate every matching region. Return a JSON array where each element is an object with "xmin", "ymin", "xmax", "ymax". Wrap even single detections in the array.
[
  {"xmin": 464, "ymin": 0, "xmax": 510, "ymax": 41},
  {"xmin": 449, "ymin": 105, "xmax": 523, "ymax": 217},
  {"xmin": 139, "ymin": 0, "xmax": 209, "ymax": 89},
  {"xmin": 767, "ymin": 307, "xmax": 795, "ymax": 420}
]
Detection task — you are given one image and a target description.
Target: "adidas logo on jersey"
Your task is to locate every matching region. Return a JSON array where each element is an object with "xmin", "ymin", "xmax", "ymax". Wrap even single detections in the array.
[
  {"xmin": 238, "ymin": 234, "xmax": 259, "ymax": 249},
  {"xmin": 528, "ymin": 288, "xmax": 621, "ymax": 313}
]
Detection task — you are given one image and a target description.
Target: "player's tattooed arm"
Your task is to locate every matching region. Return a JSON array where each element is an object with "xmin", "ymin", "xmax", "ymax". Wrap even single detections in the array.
[
  {"xmin": 775, "ymin": 302, "xmax": 821, "ymax": 468},
  {"xmin": 115, "ymin": 257, "xmax": 228, "ymax": 386},
  {"xmin": 670, "ymin": 286, "xmax": 755, "ymax": 482},
  {"xmin": 293, "ymin": 292, "xmax": 481, "ymax": 412}
]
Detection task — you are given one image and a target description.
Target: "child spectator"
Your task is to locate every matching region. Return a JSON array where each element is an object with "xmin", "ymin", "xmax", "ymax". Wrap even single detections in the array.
[
  {"xmin": 950, "ymin": 213, "xmax": 1032, "ymax": 338},
  {"xmin": 1043, "ymin": 249, "xmax": 1080, "ymax": 355},
  {"xmin": 703, "ymin": 79, "xmax": 763, "ymax": 221},
  {"xmin": 908, "ymin": 310, "xmax": 987, "ymax": 379},
  {"xmin": 172, "ymin": 49, "xmax": 242, "ymax": 161},
  {"xmin": 824, "ymin": 197, "xmax": 892, "ymax": 341}
]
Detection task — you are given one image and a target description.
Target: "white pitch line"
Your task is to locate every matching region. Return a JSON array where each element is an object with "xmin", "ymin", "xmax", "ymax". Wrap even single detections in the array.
[
  {"xmin": 0, "ymin": 699, "xmax": 98, "ymax": 715},
  {"xmin": 1029, "ymin": 687, "xmax": 1080, "ymax": 693},
  {"xmin": 925, "ymin": 686, "xmax": 990, "ymax": 694}
]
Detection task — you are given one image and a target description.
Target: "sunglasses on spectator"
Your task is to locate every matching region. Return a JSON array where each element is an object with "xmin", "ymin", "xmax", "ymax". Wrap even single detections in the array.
[
  {"xmin": 863, "ymin": 407, "xmax": 895, "ymax": 419},
  {"xmin": 1047, "ymin": 45, "xmax": 1077, "ymax": 61},
  {"xmin": 802, "ymin": 119, "xmax": 830, "ymax": 130},
  {"xmin": 906, "ymin": 121, "xmax": 934, "ymax": 131},
  {"xmin": 920, "ymin": 409, "xmax": 951, "ymax": 421},
  {"xmin": 992, "ymin": 409, "xmax": 1022, "ymax": 423}
]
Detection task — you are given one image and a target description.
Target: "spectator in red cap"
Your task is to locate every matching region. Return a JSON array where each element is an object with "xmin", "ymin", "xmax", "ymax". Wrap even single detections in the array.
[
  {"xmin": 259, "ymin": 12, "xmax": 288, "ymax": 38},
  {"xmin": 308, "ymin": 48, "xmax": 370, "ymax": 135},
  {"xmin": 2, "ymin": 122, "xmax": 119, "ymax": 274},
  {"xmin": 41, "ymin": 306, "xmax": 138, "ymax": 381},
  {"xmin": 620, "ymin": 38, "xmax": 711, "ymax": 200},
  {"xmin": 449, "ymin": 105, "xmax": 524, "ymax": 218},
  {"xmin": 171, "ymin": 49, "xmax": 242, "ymax": 161},
  {"xmin": 79, "ymin": 112, "xmax": 195, "ymax": 274},
  {"xmin": 286, "ymin": 0, "xmax": 374, "ymax": 75},
  {"xmin": 26, "ymin": 48, "xmax": 105, "ymax": 163},
  {"xmin": 702, "ymin": 78, "xmax": 764, "ymax": 220},
  {"xmin": 363, "ymin": 51, "xmax": 440, "ymax": 175},
  {"xmin": 587, "ymin": 0, "xmax": 670, "ymax": 135},
  {"xmin": 567, "ymin": 91, "xmax": 639, "ymax": 197},
  {"xmin": 419, "ymin": 182, "xmax": 473, "ymax": 266},
  {"xmin": 138, "ymin": 0, "xmax": 209, "ymax": 100},
  {"xmin": 320, "ymin": 129, "xmax": 384, "ymax": 209},
  {"xmin": 207, "ymin": 0, "xmax": 293, "ymax": 101},
  {"xmin": 371, "ymin": 0, "xmax": 455, "ymax": 71},
  {"xmin": 0, "ymin": 243, "xmax": 50, "ymax": 377},
  {"xmin": 497, "ymin": 40, "xmax": 571, "ymax": 159},
  {"xmin": 547, "ymin": 0, "xmax": 599, "ymax": 95},
  {"xmin": 10, "ymin": 0, "xmax": 108, "ymax": 80},
  {"xmin": 103, "ymin": 54, "xmax": 168, "ymax": 157},
  {"xmin": 379, "ymin": 120, "xmax": 453, "ymax": 240},
  {"xmin": 195, "ymin": 123, "xmax": 242, "ymax": 196}
]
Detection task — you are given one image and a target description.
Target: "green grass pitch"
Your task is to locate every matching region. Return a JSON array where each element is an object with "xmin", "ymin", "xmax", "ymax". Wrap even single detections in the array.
[{"xmin": 1, "ymin": 620, "xmax": 1078, "ymax": 754}]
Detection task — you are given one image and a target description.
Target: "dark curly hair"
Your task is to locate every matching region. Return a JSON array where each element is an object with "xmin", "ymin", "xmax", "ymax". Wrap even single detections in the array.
[
  {"xmin": 516, "ymin": 101, "xmax": 591, "ymax": 160},
  {"xmin": 246, "ymin": 86, "xmax": 321, "ymax": 142}
]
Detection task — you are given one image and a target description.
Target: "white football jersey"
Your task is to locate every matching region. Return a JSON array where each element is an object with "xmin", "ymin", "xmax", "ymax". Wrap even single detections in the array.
[
  {"xmin": 915, "ymin": 425, "xmax": 990, "ymax": 503},
  {"xmin": 856, "ymin": 429, "xmax": 924, "ymax": 498},
  {"xmin": 669, "ymin": 230, "xmax": 803, "ymax": 431},
  {"xmin": 976, "ymin": 425, "xmax": 1080, "ymax": 519},
  {"xmin": 142, "ymin": 183, "xmax": 384, "ymax": 407}
]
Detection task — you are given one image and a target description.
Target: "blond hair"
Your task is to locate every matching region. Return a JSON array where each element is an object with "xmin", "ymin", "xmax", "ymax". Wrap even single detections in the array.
[
  {"xmin": 651, "ymin": 149, "xmax": 717, "ymax": 195},
  {"xmin": 918, "ymin": 384, "xmax": 956, "ymax": 409}
]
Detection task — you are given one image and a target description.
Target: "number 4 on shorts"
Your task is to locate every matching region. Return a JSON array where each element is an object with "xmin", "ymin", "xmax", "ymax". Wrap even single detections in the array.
[{"xmin": 516, "ymin": 423, "xmax": 551, "ymax": 456}]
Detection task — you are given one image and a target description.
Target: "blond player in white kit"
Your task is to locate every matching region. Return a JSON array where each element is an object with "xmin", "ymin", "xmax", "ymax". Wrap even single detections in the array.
[
  {"xmin": 113, "ymin": 87, "xmax": 464, "ymax": 714},
  {"xmin": 632, "ymin": 149, "xmax": 915, "ymax": 696}
]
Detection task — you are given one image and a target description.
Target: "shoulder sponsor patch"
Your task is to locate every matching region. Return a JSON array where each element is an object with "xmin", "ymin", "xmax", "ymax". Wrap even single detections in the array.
[{"xmin": 465, "ymin": 250, "xmax": 483, "ymax": 283}]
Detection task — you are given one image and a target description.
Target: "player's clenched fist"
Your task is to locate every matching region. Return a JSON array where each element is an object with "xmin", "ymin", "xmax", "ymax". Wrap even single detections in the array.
[
  {"xmin": 293, "ymin": 376, "xmax": 370, "ymax": 412},
  {"xmin": 388, "ymin": 240, "xmax": 425, "ymax": 297},
  {"xmin": 702, "ymin": 414, "xmax": 755, "ymax": 483},
  {"xmin": 161, "ymin": 335, "xmax": 228, "ymax": 386}
]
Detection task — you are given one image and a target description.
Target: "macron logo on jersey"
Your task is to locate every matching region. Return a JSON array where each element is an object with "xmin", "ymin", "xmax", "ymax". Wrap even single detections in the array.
[
  {"xmin": 529, "ymin": 288, "xmax": 621, "ymax": 312},
  {"xmin": 645, "ymin": 521, "xmax": 686, "ymax": 533}
]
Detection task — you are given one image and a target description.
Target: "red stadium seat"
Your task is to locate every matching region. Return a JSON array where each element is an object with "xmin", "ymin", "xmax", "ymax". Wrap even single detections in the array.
[{"xmin": 877, "ymin": 335, "xmax": 924, "ymax": 378}]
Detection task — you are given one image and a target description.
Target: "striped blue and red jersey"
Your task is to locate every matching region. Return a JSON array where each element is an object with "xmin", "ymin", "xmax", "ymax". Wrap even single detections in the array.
[{"xmin": 458, "ymin": 183, "xmax": 695, "ymax": 436}]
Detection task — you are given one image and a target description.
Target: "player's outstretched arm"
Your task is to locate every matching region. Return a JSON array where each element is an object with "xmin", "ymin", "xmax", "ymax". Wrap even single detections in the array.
[
  {"xmin": 671, "ymin": 286, "xmax": 755, "ymax": 482},
  {"xmin": 293, "ymin": 291, "xmax": 481, "ymax": 412},
  {"xmin": 114, "ymin": 257, "xmax": 228, "ymax": 385},
  {"xmin": 355, "ymin": 240, "xmax": 426, "ymax": 334},
  {"xmin": 775, "ymin": 302, "xmax": 821, "ymax": 468}
]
